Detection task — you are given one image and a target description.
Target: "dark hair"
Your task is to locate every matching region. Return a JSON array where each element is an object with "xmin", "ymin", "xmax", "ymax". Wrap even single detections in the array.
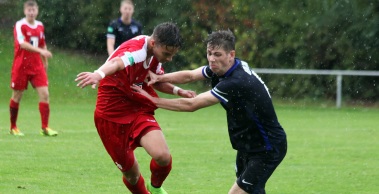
[
  {"xmin": 205, "ymin": 30, "xmax": 235, "ymax": 52},
  {"xmin": 152, "ymin": 22, "xmax": 183, "ymax": 48}
]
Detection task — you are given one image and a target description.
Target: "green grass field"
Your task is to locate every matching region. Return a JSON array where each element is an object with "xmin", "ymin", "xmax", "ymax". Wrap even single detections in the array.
[{"xmin": 1, "ymin": 31, "xmax": 379, "ymax": 194}]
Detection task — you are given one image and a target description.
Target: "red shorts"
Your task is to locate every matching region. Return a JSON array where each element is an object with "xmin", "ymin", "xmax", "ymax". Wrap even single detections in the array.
[
  {"xmin": 11, "ymin": 68, "xmax": 48, "ymax": 90},
  {"xmin": 94, "ymin": 113, "xmax": 161, "ymax": 172}
]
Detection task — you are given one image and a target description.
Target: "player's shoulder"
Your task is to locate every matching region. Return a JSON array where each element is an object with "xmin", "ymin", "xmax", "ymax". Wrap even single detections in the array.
[
  {"xmin": 115, "ymin": 35, "xmax": 148, "ymax": 53},
  {"xmin": 131, "ymin": 19, "xmax": 142, "ymax": 27},
  {"xmin": 15, "ymin": 18, "xmax": 27, "ymax": 26},
  {"xmin": 109, "ymin": 18, "xmax": 120, "ymax": 26},
  {"xmin": 128, "ymin": 35, "xmax": 148, "ymax": 44},
  {"xmin": 35, "ymin": 20, "xmax": 44, "ymax": 26}
]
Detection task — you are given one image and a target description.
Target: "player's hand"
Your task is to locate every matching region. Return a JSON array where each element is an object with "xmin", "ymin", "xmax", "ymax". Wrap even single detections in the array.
[
  {"xmin": 178, "ymin": 89, "xmax": 197, "ymax": 98},
  {"xmin": 131, "ymin": 84, "xmax": 155, "ymax": 101},
  {"xmin": 75, "ymin": 72, "xmax": 102, "ymax": 89},
  {"xmin": 40, "ymin": 49, "xmax": 52, "ymax": 58},
  {"xmin": 147, "ymin": 71, "xmax": 160, "ymax": 86}
]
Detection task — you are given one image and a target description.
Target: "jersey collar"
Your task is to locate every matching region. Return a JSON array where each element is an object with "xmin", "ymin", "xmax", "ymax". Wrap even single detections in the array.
[{"xmin": 223, "ymin": 58, "xmax": 241, "ymax": 77}]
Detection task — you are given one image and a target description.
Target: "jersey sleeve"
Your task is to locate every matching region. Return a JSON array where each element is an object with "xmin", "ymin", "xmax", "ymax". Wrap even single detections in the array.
[
  {"xmin": 38, "ymin": 22, "xmax": 46, "ymax": 48},
  {"xmin": 202, "ymin": 65, "xmax": 214, "ymax": 78},
  {"xmin": 119, "ymin": 48, "xmax": 147, "ymax": 67},
  {"xmin": 106, "ymin": 20, "xmax": 117, "ymax": 39},
  {"xmin": 14, "ymin": 21, "xmax": 25, "ymax": 45},
  {"xmin": 210, "ymin": 80, "xmax": 235, "ymax": 104}
]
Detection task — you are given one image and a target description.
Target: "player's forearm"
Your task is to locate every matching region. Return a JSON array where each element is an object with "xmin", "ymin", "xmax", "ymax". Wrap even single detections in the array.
[
  {"xmin": 20, "ymin": 42, "xmax": 44, "ymax": 54},
  {"xmin": 41, "ymin": 45, "xmax": 48, "ymax": 66},
  {"xmin": 154, "ymin": 97, "xmax": 197, "ymax": 112},
  {"xmin": 152, "ymin": 82, "xmax": 178, "ymax": 95},
  {"xmin": 107, "ymin": 38, "xmax": 115, "ymax": 56},
  {"xmin": 160, "ymin": 71, "xmax": 196, "ymax": 84},
  {"xmin": 41, "ymin": 56, "xmax": 48, "ymax": 67}
]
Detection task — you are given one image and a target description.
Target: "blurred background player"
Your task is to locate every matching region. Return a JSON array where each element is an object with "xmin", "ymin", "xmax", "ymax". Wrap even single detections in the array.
[
  {"xmin": 9, "ymin": 0, "xmax": 58, "ymax": 136},
  {"xmin": 106, "ymin": 0, "xmax": 143, "ymax": 56},
  {"xmin": 76, "ymin": 22, "xmax": 195, "ymax": 194}
]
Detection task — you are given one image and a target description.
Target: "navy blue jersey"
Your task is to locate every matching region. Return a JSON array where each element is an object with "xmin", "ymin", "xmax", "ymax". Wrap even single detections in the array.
[
  {"xmin": 106, "ymin": 18, "xmax": 143, "ymax": 49},
  {"xmin": 202, "ymin": 59, "xmax": 286, "ymax": 152}
]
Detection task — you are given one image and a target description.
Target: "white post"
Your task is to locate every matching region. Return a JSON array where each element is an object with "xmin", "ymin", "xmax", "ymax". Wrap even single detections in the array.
[{"xmin": 336, "ymin": 74, "xmax": 342, "ymax": 108}]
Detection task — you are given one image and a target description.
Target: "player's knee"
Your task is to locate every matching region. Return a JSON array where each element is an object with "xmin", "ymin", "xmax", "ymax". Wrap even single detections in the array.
[
  {"xmin": 39, "ymin": 93, "xmax": 49, "ymax": 102},
  {"xmin": 153, "ymin": 151, "xmax": 171, "ymax": 166},
  {"xmin": 11, "ymin": 91, "xmax": 24, "ymax": 102},
  {"xmin": 123, "ymin": 174, "xmax": 140, "ymax": 185}
]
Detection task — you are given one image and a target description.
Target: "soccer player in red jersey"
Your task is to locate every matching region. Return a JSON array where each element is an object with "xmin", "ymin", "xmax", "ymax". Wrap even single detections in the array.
[
  {"xmin": 9, "ymin": 0, "xmax": 58, "ymax": 137},
  {"xmin": 75, "ymin": 22, "xmax": 195, "ymax": 194}
]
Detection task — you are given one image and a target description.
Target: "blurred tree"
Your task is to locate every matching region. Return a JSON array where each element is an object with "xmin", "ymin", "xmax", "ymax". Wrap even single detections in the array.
[{"xmin": 1, "ymin": 0, "xmax": 377, "ymax": 102}]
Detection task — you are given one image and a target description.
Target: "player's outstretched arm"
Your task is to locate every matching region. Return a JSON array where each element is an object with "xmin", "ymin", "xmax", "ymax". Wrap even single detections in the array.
[
  {"xmin": 75, "ymin": 57, "xmax": 124, "ymax": 89},
  {"xmin": 132, "ymin": 85, "xmax": 218, "ymax": 112},
  {"xmin": 147, "ymin": 66, "xmax": 205, "ymax": 86},
  {"xmin": 152, "ymin": 82, "xmax": 196, "ymax": 98}
]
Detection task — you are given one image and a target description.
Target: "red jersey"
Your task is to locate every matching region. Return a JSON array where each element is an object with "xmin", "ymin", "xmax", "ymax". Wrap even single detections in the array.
[
  {"xmin": 96, "ymin": 35, "xmax": 164, "ymax": 124},
  {"xmin": 12, "ymin": 18, "xmax": 46, "ymax": 74}
]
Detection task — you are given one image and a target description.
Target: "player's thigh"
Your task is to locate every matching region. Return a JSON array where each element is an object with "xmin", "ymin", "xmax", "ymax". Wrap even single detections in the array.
[
  {"xmin": 236, "ymin": 153, "xmax": 274, "ymax": 194},
  {"xmin": 132, "ymin": 114, "xmax": 170, "ymax": 162},
  {"xmin": 140, "ymin": 129, "xmax": 170, "ymax": 161}
]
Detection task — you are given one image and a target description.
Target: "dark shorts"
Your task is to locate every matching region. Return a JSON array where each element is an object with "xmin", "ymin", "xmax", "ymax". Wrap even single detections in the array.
[
  {"xmin": 235, "ymin": 141, "xmax": 287, "ymax": 194},
  {"xmin": 94, "ymin": 113, "xmax": 161, "ymax": 172}
]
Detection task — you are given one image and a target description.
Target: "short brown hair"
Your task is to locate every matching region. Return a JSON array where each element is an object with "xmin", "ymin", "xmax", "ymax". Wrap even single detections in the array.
[
  {"xmin": 121, "ymin": 0, "xmax": 134, "ymax": 6},
  {"xmin": 24, "ymin": 0, "xmax": 38, "ymax": 8},
  {"xmin": 205, "ymin": 30, "xmax": 235, "ymax": 52}
]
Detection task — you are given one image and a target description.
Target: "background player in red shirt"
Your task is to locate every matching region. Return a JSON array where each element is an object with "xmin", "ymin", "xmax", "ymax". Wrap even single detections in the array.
[
  {"xmin": 75, "ymin": 22, "xmax": 195, "ymax": 194},
  {"xmin": 9, "ymin": 0, "xmax": 58, "ymax": 137},
  {"xmin": 106, "ymin": 0, "xmax": 143, "ymax": 56}
]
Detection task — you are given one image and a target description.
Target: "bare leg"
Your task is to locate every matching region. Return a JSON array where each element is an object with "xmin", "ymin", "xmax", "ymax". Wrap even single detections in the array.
[
  {"xmin": 35, "ymin": 86, "xmax": 49, "ymax": 103},
  {"xmin": 140, "ymin": 130, "xmax": 171, "ymax": 166},
  {"xmin": 140, "ymin": 129, "xmax": 172, "ymax": 187},
  {"xmin": 229, "ymin": 182, "xmax": 249, "ymax": 194},
  {"xmin": 11, "ymin": 90, "xmax": 24, "ymax": 103}
]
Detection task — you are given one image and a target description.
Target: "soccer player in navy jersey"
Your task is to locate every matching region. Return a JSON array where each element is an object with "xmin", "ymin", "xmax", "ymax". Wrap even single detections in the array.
[
  {"xmin": 106, "ymin": 0, "xmax": 143, "ymax": 56},
  {"xmin": 76, "ymin": 22, "xmax": 195, "ymax": 194},
  {"xmin": 133, "ymin": 30, "xmax": 287, "ymax": 194}
]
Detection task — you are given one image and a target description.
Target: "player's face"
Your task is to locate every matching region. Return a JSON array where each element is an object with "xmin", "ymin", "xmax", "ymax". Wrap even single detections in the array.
[
  {"xmin": 24, "ymin": 5, "xmax": 38, "ymax": 23},
  {"xmin": 153, "ymin": 44, "xmax": 179, "ymax": 63},
  {"xmin": 120, "ymin": 3, "xmax": 134, "ymax": 20},
  {"xmin": 207, "ymin": 45, "xmax": 235, "ymax": 76}
]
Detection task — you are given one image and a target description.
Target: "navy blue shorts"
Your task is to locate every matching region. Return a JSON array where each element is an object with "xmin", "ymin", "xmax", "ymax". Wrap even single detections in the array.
[{"xmin": 235, "ymin": 141, "xmax": 287, "ymax": 194}]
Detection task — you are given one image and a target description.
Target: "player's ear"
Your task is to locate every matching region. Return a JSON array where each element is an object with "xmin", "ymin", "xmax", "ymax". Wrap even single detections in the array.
[
  {"xmin": 229, "ymin": 50, "xmax": 236, "ymax": 58},
  {"xmin": 150, "ymin": 39, "xmax": 156, "ymax": 47}
]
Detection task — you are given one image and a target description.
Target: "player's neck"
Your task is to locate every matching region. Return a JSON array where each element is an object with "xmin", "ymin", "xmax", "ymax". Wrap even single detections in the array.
[
  {"xmin": 146, "ymin": 37, "xmax": 153, "ymax": 58},
  {"xmin": 120, "ymin": 17, "xmax": 131, "ymax": 25},
  {"xmin": 25, "ymin": 18, "xmax": 35, "ymax": 25}
]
